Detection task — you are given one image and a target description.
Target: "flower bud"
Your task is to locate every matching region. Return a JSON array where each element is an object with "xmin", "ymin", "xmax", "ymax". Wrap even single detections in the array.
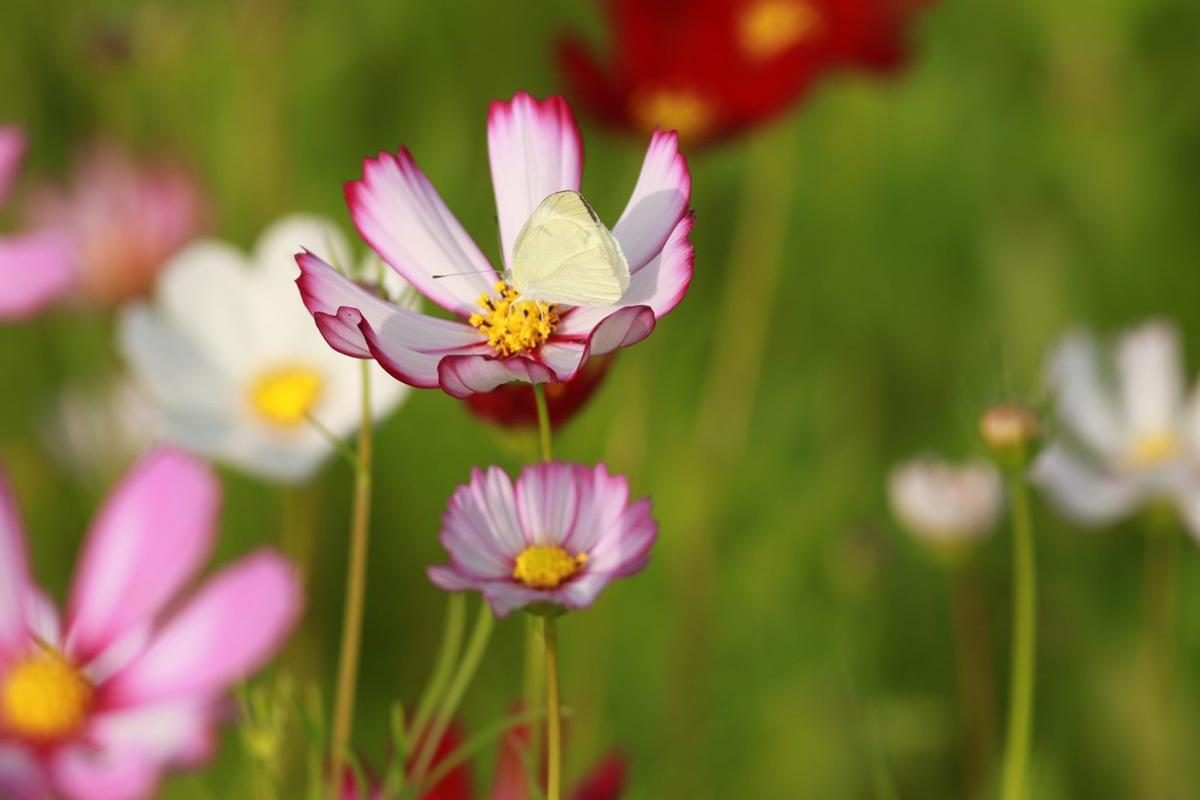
[{"xmin": 980, "ymin": 403, "xmax": 1040, "ymax": 466}]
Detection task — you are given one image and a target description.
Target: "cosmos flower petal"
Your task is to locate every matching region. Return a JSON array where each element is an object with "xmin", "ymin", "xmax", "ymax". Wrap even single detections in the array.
[
  {"xmin": 0, "ymin": 126, "xmax": 26, "ymax": 205},
  {"xmin": 1031, "ymin": 443, "xmax": 1142, "ymax": 526},
  {"xmin": 0, "ymin": 230, "xmax": 75, "ymax": 320},
  {"xmin": 0, "ymin": 745, "xmax": 48, "ymax": 800},
  {"xmin": 584, "ymin": 498, "xmax": 657, "ymax": 576},
  {"xmin": 557, "ymin": 214, "xmax": 693, "ymax": 336},
  {"xmin": 479, "ymin": 582, "xmax": 553, "ymax": 618},
  {"xmin": 436, "ymin": 355, "xmax": 557, "ymax": 399},
  {"xmin": 488, "ymin": 92, "xmax": 583, "ymax": 268},
  {"xmin": 612, "ymin": 130, "xmax": 691, "ymax": 272},
  {"xmin": 571, "ymin": 751, "xmax": 628, "ymax": 800},
  {"xmin": 580, "ymin": 305, "xmax": 657, "ymax": 357},
  {"xmin": 1048, "ymin": 332, "xmax": 1127, "ymax": 457},
  {"xmin": 296, "ymin": 250, "xmax": 482, "ymax": 374},
  {"xmin": 347, "ymin": 148, "xmax": 498, "ymax": 315},
  {"xmin": 1116, "ymin": 319, "xmax": 1184, "ymax": 438},
  {"xmin": 440, "ymin": 467, "xmax": 523, "ymax": 577},
  {"xmin": 887, "ymin": 458, "xmax": 1003, "ymax": 542},
  {"xmin": 51, "ymin": 746, "xmax": 161, "ymax": 800},
  {"xmin": 515, "ymin": 463, "xmax": 581, "ymax": 547},
  {"xmin": 104, "ymin": 551, "xmax": 301, "ymax": 706},
  {"xmin": 0, "ymin": 466, "xmax": 31, "ymax": 658},
  {"xmin": 562, "ymin": 465, "xmax": 630, "ymax": 554},
  {"xmin": 1171, "ymin": 487, "xmax": 1200, "ymax": 544},
  {"xmin": 86, "ymin": 701, "xmax": 215, "ymax": 767},
  {"xmin": 66, "ymin": 450, "xmax": 219, "ymax": 662}
]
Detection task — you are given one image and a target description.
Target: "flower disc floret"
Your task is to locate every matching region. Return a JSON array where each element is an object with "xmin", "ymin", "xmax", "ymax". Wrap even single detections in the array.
[
  {"xmin": 1, "ymin": 650, "xmax": 92, "ymax": 741},
  {"xmin": 469, "ymin": 282, "xmax": 560, "ymax": 357},
  {"xmin": 513, "ymin": 545, "xmax": 587, "ymax": 589}
]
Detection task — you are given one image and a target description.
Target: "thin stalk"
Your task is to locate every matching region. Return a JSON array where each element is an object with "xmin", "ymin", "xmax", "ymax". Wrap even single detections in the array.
[
  {"xmin": 533, "ymin": 383, "xmax": 553, "ymax": 462},
  {"xmin": 330, "ymin": 362, "xmax": 374, "ymax": 789},
  {"xmin": 1000, "ymin": 470, "xmax": 1037, "ymax": 800},
  {"xmin": 544, "ymin": 616, "xmax": 562, "ymax": 800},
  {"xmin": 410, "ymin": 601, "xmax": 495, "ymax": 785},
  {"xmin": 408, "ymin": 594, "xmax": 467, "ymax": 747},
  {"xmin": 1136, "ymin": 523, "xmax": 1179, "ymax": 799}
]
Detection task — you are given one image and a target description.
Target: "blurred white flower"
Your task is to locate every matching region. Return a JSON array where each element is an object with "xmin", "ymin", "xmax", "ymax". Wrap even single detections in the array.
[
  {"xmin": 889, "ymin": 457, "xmax": 1003, "ymax": 543},
  {"xmin": 42, "ymin": 376, "xmax": 159, "ymax": 481},
  {"xmin": 119, "ymin": 215, "xmax": 413, "ymax": 484},
  {"xmin": 1032, "ymin": 319, "xmax": 1200, "ymax": 534}
]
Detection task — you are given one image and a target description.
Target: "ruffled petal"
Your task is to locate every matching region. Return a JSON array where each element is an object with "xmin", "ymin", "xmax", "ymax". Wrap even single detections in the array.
[
  {"xmin": 0, "ymin": 466, "xmax": 31, "ymax": 658},
  {"xmin": 0, "ymin": 126, "xmax": 26, "ymax": 205},
  {"xmin": 104, "ymin": 551, "xmax": 300, "ymax": 706},
  {"xmin": 346, "ymin": 148, "xmax": 497, "ymax": 315},
  {"xmin": 296, "ymin": 251, "xmax": 484, "ymax": 389},
  {"xmin": 0, "ymin": 230, "xmax": 75, "ymax": 320},
  {"xmin": 584, "ymin": 498, "xmax": 657, "ymax": 577},
  {"xmin": 580, "ymin": 305, "xmax": 657, "ymax": 357},
  {"xmin": 488, "ymin": 92, "xmax": 584, "ymax": 268},
  {"xmin": 557, "ymin": 214, "xmax": 693, "ymax": 335},
  {"xmin": 66, "ymin": 450, "xmax": 219, "ymax": 663},
  {"xmin": 1048, "ymin": 332, "xmax": 1127, "ymax": 457},
  {"xmin": 1030, "ymin": 444, "xmax": 1141, "ymax": 526},
  {"xmin": 515, "ymin": 463, "xmax": 581, "ymax": 547},
  {"xmin": 611, "ymin": 130, "xmax": 691, "ymax": 273},
  {"xmin": 436, "ymin": 354, "xmax": 556, "ymax": 399},
  {"xmin": 1116, "ymin": 319, "xmax": 1184, "ymax": 438},
  {"xmin": 439, "ymin": 466, "xmax": 523, "ymax": 578}
]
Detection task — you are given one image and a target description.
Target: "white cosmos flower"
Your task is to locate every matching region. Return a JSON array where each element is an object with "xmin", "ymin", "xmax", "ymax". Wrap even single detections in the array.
[
  {"xmin": 888, "ymin": 457, "xmax": 1003, "ymax": 543},
  {"xmin": 119, "ymin": 215, "xmax": 412, "ymax": 484},
  {"xmin": 1031, "ymin": 319, "xmax": 1200, "ymax": 534}
]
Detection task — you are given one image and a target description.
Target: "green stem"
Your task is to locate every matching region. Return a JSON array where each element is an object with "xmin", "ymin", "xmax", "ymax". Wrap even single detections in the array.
[
  {"xmin": 1136, "ymin": 522, "xmax": 1179, "ymax": 799},
  {"xmin": 1000, "ymin": 470, "xmax": 1037, "ymax": 800},
  {"xmin": 408, "ymin": 594, "xmax": 467, "ymax": 748},
  {"xmin": 544, "ymin": 616, "xmax": 562, "ymax": 800},
  {"xmin": 410, "ymin": 601, "xmax": 495, "ymax": 786},
  {"xmin": 533, "ymin": 383, "xmax": 553, "ymax": 462},
  {"xmin": 330, "ymin": 362, "xmax": 374, "ymax": 790}
]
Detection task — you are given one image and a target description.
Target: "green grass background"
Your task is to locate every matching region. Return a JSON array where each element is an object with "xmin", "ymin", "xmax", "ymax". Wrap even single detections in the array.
[{"xmin": 2, "ymin": 0, "xmax": 1200, "ymax": 797}]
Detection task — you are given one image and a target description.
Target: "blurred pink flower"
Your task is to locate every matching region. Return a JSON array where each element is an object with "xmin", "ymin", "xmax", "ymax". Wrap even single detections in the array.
[
  {"xmin": 0, "ymin": 126, "xmax": 74, "ymax": 320},
  {"xmin": 28, "ymin": 142, "xmax": 207, "ymax": 307},
  {"xmin": 428, "ymin": 463, "xmax": 657, "ymax": 617},
  {"xmin": 0, "ymin": 449, "xmax": 301, "ymax": 800},
  {"xmin": 296, "ymin": 91, "xmax": 693, "ymax": 398}
]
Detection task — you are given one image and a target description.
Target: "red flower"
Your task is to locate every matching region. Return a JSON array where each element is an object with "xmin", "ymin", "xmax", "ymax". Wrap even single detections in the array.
[
  {"xmin": 462, "ymin": 353, "xmax": 615, "ymax": 430},
  {"xmin": 558, "ymin": 0, "xmax": 933, "ymax": 146}
]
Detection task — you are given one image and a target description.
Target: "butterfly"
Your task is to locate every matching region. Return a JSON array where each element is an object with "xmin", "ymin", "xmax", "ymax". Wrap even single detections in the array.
[{"xmin": 508, "ymin": 190, "xmax": 630, "ymax": 307}]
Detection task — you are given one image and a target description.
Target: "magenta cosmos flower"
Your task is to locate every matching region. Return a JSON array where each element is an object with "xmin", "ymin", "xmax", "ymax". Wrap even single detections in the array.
[
  {"xmin": 428, "ymin": 463, "xmax": 657, "ymax": 617},
  {"xmin": 0, "ymin": 126, "xmax": 73, "ymax": 320},
  {"xmin": 0, "ymin": 449, "xmax": 301, "ymax": 800},
  {"xmin": 295, "ymin": 92, "xmax": 693, "ymax": 398}
]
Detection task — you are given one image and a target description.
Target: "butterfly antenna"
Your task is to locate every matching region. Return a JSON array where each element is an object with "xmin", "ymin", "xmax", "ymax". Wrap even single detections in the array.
[{"xmin": 432, "ymin": 269, "xmax": 495, "ymax": 280}]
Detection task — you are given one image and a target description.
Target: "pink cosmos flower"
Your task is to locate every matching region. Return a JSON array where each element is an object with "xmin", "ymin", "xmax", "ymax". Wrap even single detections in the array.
[
  {"xmin": 428, "ymin": 463, "xmax": 657, "ymax": 617},
  {"xmin": 295, "ymin": 92, "xmax": 693, "ymax": 398},
  {"xmin": 0, "ymin": 126, "xmax": 74, "ymax": 320},
  {"xmin": 0, "ymin": 449, "xmax": 301, "ymax": 800},
  {"xmin": 28, "ymin": 142, "xmax": 207, "ymax": 307}
]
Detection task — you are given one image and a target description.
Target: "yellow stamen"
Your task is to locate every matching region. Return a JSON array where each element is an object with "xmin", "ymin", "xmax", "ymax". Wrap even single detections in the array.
[
  {"xmin": 1, "ymin": 650, "xmax": 92, "ymax": 741},
  {"xmin": 1128, "ymin": 432, "xmax": 1180, "ymax": 468},
  {"xmin": 469, "ymin": 282, "xmax": 559, "ymax": 358},
  {"xmin": 513, "ymin": 545, "xmax": 587, "ymax": 590},
  {"xmin": 630, "ymin": 89, "xmax": 715, "ymax": 142},
  {"xmin": 249, "ymin": 366, "xmax": 324, "ymax": 427},
  {"xmin": 739, "ymin": 0, "xmax": 821, "ymax": 60}
]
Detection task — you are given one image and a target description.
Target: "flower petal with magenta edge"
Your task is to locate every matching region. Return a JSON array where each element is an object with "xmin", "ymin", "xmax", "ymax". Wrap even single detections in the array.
[
  {"xmin": 436, "ymin": 354, "xmax": 558, "ymax": 399},
  {"xmin": 347, "ymin": 148, "xmax": 498, "ymax": 316},
  {"xmin": 488, "ymin": 92, "xmax": 584, "ymax": 268},
  {"xmin": 612, "ymin": 130, "xmax": 691, "ymax": 272}
]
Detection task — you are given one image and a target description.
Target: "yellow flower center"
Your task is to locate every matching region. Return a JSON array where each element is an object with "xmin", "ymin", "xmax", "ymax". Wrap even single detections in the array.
[
  {"xmin": 512, "ymin": 545, "xmax": 587, "ymax": 590},
  {"xmin": 1, "ymin": 650, "xmax": 93, "ymax": 741},
  {"xmin": 469, "ymin": 282, "xmax": 559, "ymax": 358},
  {"xmin": 739, "ymin": 0, "xmax": 821, "ymax": 60},
  {"xmin": 630, "ymin": 89, "xmax": 715, "ymax": 142},
  {"xmin": 1128, "ymin": 432, "xmax": 1180, "ymax": 468},
  {"xmin": 249, "ymin": 366, "xmax": 324, "ymax": 427}
]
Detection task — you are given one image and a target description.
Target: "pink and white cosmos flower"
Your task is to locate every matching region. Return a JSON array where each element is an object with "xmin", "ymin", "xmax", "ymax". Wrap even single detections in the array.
[
  {"xmin": 0, "ymin": 127, "xmax": 73, "ymax": 321},
  {"xmin": 295, "ymin": 92, "xmax": 693, "ymax": 398},
  {"xmin": 428, "ymin": 463, "xmax": 658, "ymax": 617},
  {"xmin": 0, "ymin": 449, "xmax": 301, "ymax": 800}
]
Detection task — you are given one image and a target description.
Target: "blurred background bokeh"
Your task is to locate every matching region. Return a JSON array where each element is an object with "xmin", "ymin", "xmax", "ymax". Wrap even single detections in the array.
[{"xmin": 3, "ymin": 0, "xmax": 1200, "ymax": 797}]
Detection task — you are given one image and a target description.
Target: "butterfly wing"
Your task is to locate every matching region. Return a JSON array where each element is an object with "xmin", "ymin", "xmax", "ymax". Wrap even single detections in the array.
[{"xmin": 510, "ymin": 190, "xmax": 630, "ymax": 307}]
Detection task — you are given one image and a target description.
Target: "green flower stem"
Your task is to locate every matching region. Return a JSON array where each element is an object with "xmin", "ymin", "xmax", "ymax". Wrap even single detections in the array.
[
  {"xmin": 1000, "ymin": 468, "xmax": 1037, "ymax": 800},
  {"xmin": 330, "ymin": 362, "xmax": 374, "ymax": 790},
  {"xmin": 408, "ymin": 593, "xmax": 467, "ymax": 749},
  {"xmin": 533, "ymin": 383, "xmax": 553, "ymax": 462},
  {"xmin": 544, "ymin": 616, "xmax": 562, "ymax": 800},
  {"xmin": 410, "ymin": 600, "xmax": 495, "ymax": 786}
]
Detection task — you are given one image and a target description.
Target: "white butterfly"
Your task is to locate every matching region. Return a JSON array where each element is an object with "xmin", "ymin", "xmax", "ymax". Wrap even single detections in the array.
[{"xmin": 508, "ymin": 190, "xmax": 630, "ymax": 307}]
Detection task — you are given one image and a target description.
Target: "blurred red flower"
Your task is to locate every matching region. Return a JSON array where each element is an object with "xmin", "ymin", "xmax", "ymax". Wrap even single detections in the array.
[
  {"xmin": 462, "ymin": 353, "xmax": 615, "ymax": 430},
  {"xmin": 558, "ymin": 0, "xmax": 933, "ymax": 146}
]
